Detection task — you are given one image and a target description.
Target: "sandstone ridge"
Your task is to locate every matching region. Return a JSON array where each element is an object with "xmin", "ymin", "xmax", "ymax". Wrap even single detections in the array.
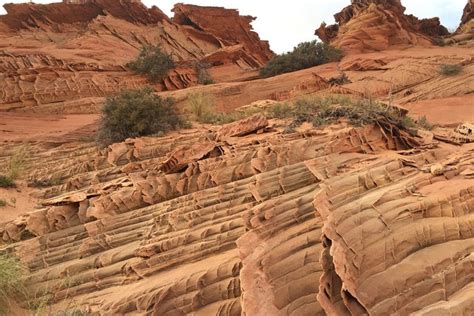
[
  {"xmin": 315, "ymin": 0, "xmax": 449, "ymax": 53},
  {"xmin": 1, "ymin": 115, "xmax": 473, "ymax": 314},
  {"xmin": 0, "ymin": 1, "xmax": 273, "ymax": 111}
]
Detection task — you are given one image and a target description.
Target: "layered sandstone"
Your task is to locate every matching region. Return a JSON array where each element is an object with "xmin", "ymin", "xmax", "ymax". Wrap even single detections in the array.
[
  {"xmin": 315, "ymin": 0, "xmax": 449, "ymax": 53},
  {"xmin": 0, "ymin": 115, "xmax": 473, "ymax": 314},
  {"xmin": 172, "ymin": 4, "xmax": 272, "ymax": 65},
  {"xmin": 0, "ymin": 1, "xmax": 272, "ymax": 111},
  {"xmin": 451, "ymin": 0, "xmax": 474, "ymax": 43}
]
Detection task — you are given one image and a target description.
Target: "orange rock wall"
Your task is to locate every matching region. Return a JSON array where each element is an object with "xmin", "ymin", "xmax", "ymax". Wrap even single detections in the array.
[{"xmin": 0, "ymin": 1, "xmax": 272, "ymax": 112}]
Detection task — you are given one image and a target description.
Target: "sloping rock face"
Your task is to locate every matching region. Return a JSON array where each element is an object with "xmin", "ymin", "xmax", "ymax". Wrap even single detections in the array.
[
  {"xmin": 460, "ymin": 0, "xmax": 474, "ymax": 29},
  {"xmin": 452, "ymin": 0, "xmax": 474, "ymax": 43},
  {"xmin": 0, "ymin": 1, "xmax": 272, "ymax": 112},
  {"xmin": 315, "ymin": 0, "xmax": 449, "ymax": 53},
  {"xmin": 172, "ymin": 4, "xmax": 273, "ymax": 66},
  {"xmin": 1, "ymin": 116, "xmax": 473, "ymax": 314}
]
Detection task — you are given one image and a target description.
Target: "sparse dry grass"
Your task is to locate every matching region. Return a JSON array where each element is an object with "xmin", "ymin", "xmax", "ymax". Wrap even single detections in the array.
[
  {"xmin": 438, "ymin": 64, "xmax": 462, "ymax": 76},
  {"xmin": 0, "ymin": 254, "xmax": 23, "ymax": 314}
]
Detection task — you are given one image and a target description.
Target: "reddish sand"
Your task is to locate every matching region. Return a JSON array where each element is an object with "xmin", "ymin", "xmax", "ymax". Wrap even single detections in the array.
[
  {"xmin": 404, "ymin": 95, "xmax": 474, "ymax": 126},
  {"xmin": 0, "ymin": 113, "xmax": 99, "ymax": 142},
  {"xmin": 0, "ymin": 182, "xmax": 37, "ymax": 223}
]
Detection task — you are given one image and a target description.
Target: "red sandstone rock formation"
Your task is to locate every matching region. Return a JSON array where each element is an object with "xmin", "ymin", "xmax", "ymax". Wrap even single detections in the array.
[
  {"xmin": 315, "ymin": 0, "xmax": 449, "ymax": 53},
  {"xmin": 172, "ymin": 4, "xmax": 273, "ymax": 65},
  {"xmin": 2, "ymin": 114, "xmax": 473, "ymax": 314},
  {"xmin": 460, "ymin": 0, "xmax": 474, "ymax": 29},
  {"xmin": 0, "ymin": 1, "xmax": 272, "ymax": 111},
  {"xmin": 452, "ymin": 0, "xmax": 474, "ymax": 42}
]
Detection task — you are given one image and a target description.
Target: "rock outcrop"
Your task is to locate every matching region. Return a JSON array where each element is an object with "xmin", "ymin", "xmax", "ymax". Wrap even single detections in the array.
[
  {"xmin": 451, "ymin": 0, "xmax": 474, "ymax": 43},
  {"xmin": 315, "ymin": 0, "xmax": 449, "ymax": 53},
  {"xmin": 1, "ymin": 114, "xmax": 473, "ymax": 314},
  {"xmin": 460, "ymin": 0, "xmax": 474, "ymax": 29},
  {"xmin": 0, "ymin": 1, "xmax": 272, "ymax": 111},
  {"xmin": 172, "ymin": 4, "xmax": 273, "ymax": 66}
]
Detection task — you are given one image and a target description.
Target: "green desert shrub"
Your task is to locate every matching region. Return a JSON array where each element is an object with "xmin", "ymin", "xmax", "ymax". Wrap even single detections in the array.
[
  {"xmin": 438, "ymin": 64, "xmax": 462, "ymax": 76},
  {"xmin": 0, "ymin": 176, "xmax": 15, "ymax": 188},
  {"xmin": 260, "ymin": 41, "xmax": 343, "ymax": 77},
  {"xmin": 127, "ymin": 44, "xmax": 175, "ymax": 82},
  {"xmin": 400, "ymin": 116, "xmax": 417, "ymax": 129},
  {"xmin": 97, "ymin": 88, "xmax": 187, "ymax": 146},
  {"xmin": 416, "ymin": 115, "xmax": 434, "ymax": 130}
]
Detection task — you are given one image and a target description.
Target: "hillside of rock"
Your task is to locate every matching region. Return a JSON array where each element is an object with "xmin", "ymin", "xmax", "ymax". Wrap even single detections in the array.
[
  {"xmin": 0, "ymin": 0, "xmax": 272, "ymax": 111},
  {"xmin": 315, "ymin": 0, "xmax": 450, "ymax": 53},
  {"xmin": 0, "ymin": 1, "xmax": 473, "ymax": 315},
  {"xmin": 0, "ymin": 114, "xmax": 473, "ymax": 314},
  {"xmin": 451, "ymin": 0, "xmax": 474, "ymax": 43}
]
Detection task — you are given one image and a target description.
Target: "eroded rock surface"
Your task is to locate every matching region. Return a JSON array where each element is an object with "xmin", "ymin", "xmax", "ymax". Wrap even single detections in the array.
[
  {"xmin": 0, "ymin": 1, "xmax": 272, "ymax": 111},
  {"xmin": 1, "ymin": 114, "xmax": 473, "ymax": 314},
  {"xmin": 451, "ymin": 0, "xmax": 474, "ymax": 43},
  {"xmin": 315, "ymin": 0, "xmax": 449, "ymax": 53}
]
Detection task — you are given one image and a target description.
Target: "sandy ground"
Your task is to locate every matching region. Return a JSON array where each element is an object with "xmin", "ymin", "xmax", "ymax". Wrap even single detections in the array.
[
  {"xmin": 404, "ymin": 95, "xmax": 474, "ymax": 126},
  {"xmin": 0, "ymin": 113, "xmax": 99, "ymax": 142},
  {"xmin": 0, "ymin": 182, "xmax": 38, "ymax": 223}
]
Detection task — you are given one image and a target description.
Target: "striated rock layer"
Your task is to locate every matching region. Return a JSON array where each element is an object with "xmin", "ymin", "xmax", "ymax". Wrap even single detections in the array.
[
  {"xmin": 315, "ymin": 0, "xmax": 449, "ymax": 53},
  {"xmin": 1, "ymin": 114, "xmax": 473, "ymax": 314},
  {"xmin": 452, "ymin": 0, "xmax": 474, "ymax": 43},
  {"xmin": 0, "ymin": 1, "xmax": 273, "ymax": 111}
]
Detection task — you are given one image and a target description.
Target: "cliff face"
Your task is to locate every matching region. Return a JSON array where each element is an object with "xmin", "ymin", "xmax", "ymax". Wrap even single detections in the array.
[
  {"xmin": 172, "ymin": 4, "xmax": 273, "ymax": 65},
  {"xmin": 0, "ymin": 1, "xmax": 273, "ymax": 112},
  {"xmin": 452, "ymin": 0, "xmax": 474, "ymax": 42},
  {"xmin": 1, "ymin": 0, "xmax": 169, "ymax": 30},
  {"xmin": 460, "ymin": 0, "xmax": 474, "ymax": 27},
  {"xmin": 315, "ymin": 0, "xmax": 449, "ymax": 53}
]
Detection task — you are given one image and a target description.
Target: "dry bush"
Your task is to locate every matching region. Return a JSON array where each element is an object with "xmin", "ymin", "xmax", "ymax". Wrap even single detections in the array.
[
  {"xmin": 438, "ymin": 64, "xmax": 462, "ymax": 76},
  {"xmin": 0, "ymin": 254, "xmax": 23, "ymax": 314},
  {"xmin": 187, "ymin": 92, "xmax": 217, "ymax": 123},
  {"xmin": 195, "ymin": 61, "xmax": 214, "ymax": 85}
]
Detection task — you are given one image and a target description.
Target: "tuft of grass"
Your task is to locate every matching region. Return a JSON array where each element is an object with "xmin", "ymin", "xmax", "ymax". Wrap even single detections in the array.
[
  {"xmin": 400, "ymin": 116, "xmax": 417, "ymax": 129},
  {"xmin": 8, "ymin": 146, "xmax": 28, "ymax": 180},
  {"xmin": 57, "ymin": 310, "xmax": 87, "ymax": 316},
  {"xmin": 0, "ymin": 254, "xmax": 23, "ymax": 314},
  {"xmin": 267, "ymin": 102, "xmax": 292, "ymax": 119},
  {"xmin": 186, "ymin": 93, "xmax": 268, "ymax": 125},
  {"xmin": 0, "ymin": 146, "xmax": 29, "ymax": 188},
  {"xmin": 438, "ymin": 64, "xmax": 462, "ymax": 76},
  {"xmin": 187, "ymin": 92, "xmax": 217, "ymax": 124},
  {"xmin": 416, "ymin": 115, "xmax": 434, "ymax": 130},
  {"xmin": 0, "ymin": 176, "xmax": 15, "ymax": 188}
]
